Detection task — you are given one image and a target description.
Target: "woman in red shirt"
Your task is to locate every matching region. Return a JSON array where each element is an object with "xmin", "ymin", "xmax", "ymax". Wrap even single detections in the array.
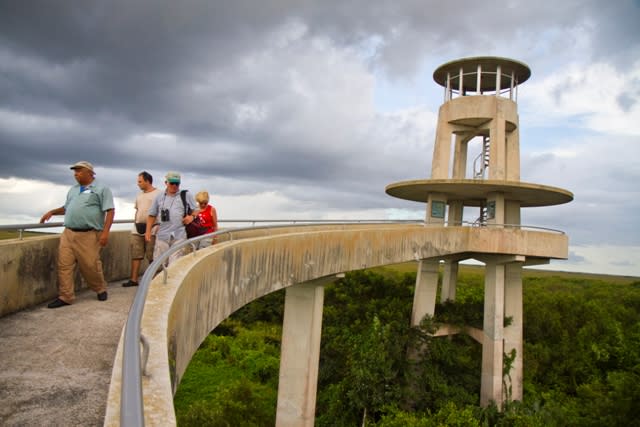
[{"xmin": 195, "ymin": 191, "xmax": 218, "ymax": 242}]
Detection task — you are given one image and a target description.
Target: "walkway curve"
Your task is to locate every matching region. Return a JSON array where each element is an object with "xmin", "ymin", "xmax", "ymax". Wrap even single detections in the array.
[{"xmin": 105, "ymin": 223, "xmax": 567, "ymax": 425}]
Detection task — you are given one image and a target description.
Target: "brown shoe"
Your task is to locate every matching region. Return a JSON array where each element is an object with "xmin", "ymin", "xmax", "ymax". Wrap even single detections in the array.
[{"xmin": 122, "ymin": 280, "xmax": 139, "ymax": 287}]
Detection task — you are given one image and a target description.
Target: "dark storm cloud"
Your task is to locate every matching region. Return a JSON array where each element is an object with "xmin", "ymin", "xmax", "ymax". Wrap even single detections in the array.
[{"xmin": 1, "ymin": 0, "xmax": 639, "ymax": 234}]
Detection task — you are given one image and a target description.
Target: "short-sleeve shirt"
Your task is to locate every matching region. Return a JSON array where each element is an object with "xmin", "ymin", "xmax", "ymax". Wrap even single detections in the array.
[
  {"xmin": 148, "ymin": 190, "xmax": 197, "ymax": 240},
  {"xmin": 133, "ymin": 188, "xmax": 162, "ymax": 234},
  {"xmin": 63, "ymin": 180, "xmax": 115, "ymax": 230}
]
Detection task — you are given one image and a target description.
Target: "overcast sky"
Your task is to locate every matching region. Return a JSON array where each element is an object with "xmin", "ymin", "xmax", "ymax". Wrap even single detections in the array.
[{"xmin": 1, "ymin": 0, "xmax": 639, "ymax": 276}]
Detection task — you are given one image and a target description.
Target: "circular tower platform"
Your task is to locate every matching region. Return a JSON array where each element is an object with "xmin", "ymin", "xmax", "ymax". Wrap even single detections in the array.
[
  {"xmin": 386, "ymin": 179, "xmax": 573, "ymax": 207},
  {"xmin": 433, "ymin": 56, "xmax": 531, "ymax": 92}
]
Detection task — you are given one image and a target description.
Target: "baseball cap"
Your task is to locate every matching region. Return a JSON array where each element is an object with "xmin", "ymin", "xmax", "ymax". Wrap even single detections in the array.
[
  {"xmin": 70, "ymin": 161, "xmax": 95, "ymax": 173},
  {"xmin": 165, "ymin": 171, "xmax": 181, "ymax": 183}
]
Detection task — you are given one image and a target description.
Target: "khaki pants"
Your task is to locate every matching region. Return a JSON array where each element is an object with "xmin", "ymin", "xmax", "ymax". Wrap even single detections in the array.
[
  {"xmin": 58, "ymin": 229, "xmax": 107, "ymax": 303},
  {"xmin": 130, "ymin": 233, "xmax": 155, "ymax": 261},
  {"xmin": 153, "ymin": 237, "xmax": 186, "ymax": 267}
]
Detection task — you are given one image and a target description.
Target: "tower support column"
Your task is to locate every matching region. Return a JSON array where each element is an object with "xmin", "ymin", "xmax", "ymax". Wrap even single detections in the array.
[
  {"xmin": 441, "ymin": 200, "xmax": 463, "ymax": 303},
  {"xmin": 489, "ymin": 112, "xmax": 507, "ymax": 179},
  {"xmin": 411, "ymin": 259, "xmax": 439, "ymax": 326},
  {"xmin": 481, "ymin": 260, "xmax": 505, "ymax": 408},
  {"xmin": 480, "ymin": 257, "xmax": 525, "ymax": 408},
  {"xmin": 504, "ymin": 262, "xmax": 523, "ymax": 402},
  {"xmin": 431, "ymin": 119, "xmax": 454, "ymax": 178},
  {"xmin": 276, "ymin": 282, "xmax": 325, "ymax": 427},
  {"xmin": 441, "ymin": 261, "xmax": 458, "ymax": 303}
]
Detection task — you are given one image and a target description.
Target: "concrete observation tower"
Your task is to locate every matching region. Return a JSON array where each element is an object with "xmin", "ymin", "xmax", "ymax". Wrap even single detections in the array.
[{"xmin": 386, "ymin": 57, "xmax": 573, "ymax": 407}]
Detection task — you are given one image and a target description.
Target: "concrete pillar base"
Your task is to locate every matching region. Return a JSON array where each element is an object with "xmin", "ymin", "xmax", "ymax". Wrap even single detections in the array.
[
  {"xmin": 441, "ymin": 261, "xmax": 458, "ymax": 302},
  {"xmin": 480, "ymin": 261, "xmax": 505, "ymax": 408},
  {"xmin": 411, "ymin": 260, "xmax": 439, "ymax": 326},
  {"xmin": 480, "ymin": 259, "xmax": 524, "ymax": 408},
  {"xmin": 504, "ymin": 262, "xmax": 523, "ymax": 402},
  {"xmin": 276, "ymin": 282, "xmax": 325, "ymax": 427}
]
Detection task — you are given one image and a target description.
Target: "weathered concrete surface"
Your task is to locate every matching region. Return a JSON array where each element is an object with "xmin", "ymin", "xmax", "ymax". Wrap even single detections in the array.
[
  {"xmin": 105, "ymin": 223, "xmax": 568, "ymax": 426},
  {"xmin": 0, "ymin": 281, "xmax": 136, "ymax": 427},
  {"xmin": 0, "ymin": 231, "xmax": 133, "ymax": 317},
  {"xmin": 276, "ymin": 283, "xmax": 325, "ymax": 427}
]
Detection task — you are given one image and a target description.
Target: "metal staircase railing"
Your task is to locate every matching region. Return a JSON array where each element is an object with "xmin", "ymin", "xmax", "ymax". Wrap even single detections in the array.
[
  {"xmin": 473, "ymin": 136, "xmax": 490, "ymax": 179},
  {"xmin": 473, "ymin": 202, "xmax": 487, "ymax": 226}
]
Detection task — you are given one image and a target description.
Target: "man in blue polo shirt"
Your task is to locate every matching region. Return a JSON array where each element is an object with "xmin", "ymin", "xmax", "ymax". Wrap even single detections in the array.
[{"xmin": 40, "ymin": 161, "xmax": 115, "ymax": 308}]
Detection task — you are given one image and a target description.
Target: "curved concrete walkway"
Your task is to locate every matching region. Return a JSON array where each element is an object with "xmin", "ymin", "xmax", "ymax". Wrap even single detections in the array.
[{"xmin": 0, "ymin": 281, "xmax": 136, "ymax": 427}]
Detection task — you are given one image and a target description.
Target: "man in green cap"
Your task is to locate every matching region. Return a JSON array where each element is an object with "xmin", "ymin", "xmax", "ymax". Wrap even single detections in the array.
[{"xmin": 145, "ymin": 171, "xmax": 199, "ymax": 266}]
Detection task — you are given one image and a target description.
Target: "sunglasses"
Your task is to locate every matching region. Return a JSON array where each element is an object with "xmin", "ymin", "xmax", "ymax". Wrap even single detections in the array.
[{"xmin": 168, "ymin": 182, "xmax": 180, "ymax": 186}]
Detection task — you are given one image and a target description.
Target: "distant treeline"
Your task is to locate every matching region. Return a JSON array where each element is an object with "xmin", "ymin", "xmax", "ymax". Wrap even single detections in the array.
[
  {"xmin": 174, "ymin": 267, "xmax": 640, "ymax": 427},
  {"xmin": 0, "ymin": 230, "xmax": 53, "ymax": 240}
]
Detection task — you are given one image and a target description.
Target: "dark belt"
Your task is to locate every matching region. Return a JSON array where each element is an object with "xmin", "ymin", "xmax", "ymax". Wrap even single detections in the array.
[{"xmin": 67, "ymin": 228, "xmax": 96, "ymax": 232}]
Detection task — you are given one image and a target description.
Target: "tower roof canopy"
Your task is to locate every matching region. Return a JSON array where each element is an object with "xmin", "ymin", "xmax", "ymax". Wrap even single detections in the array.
[{"xmin": 433, "ymin": 56, "xmax": 531, "ymax": 91}]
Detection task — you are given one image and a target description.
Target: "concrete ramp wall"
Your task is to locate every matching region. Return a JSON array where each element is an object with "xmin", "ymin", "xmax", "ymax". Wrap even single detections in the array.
[
  {"xmin": 0, "ymin": 231, "xmax": 132, "ymax": 317},
  {"xmin": 104, "ymin": 223, "xmax": 567, "ymax": 426}
]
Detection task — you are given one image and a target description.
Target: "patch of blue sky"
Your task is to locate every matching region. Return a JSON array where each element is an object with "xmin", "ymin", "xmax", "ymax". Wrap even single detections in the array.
[
  {"xmin": 519, "ymin": 124, "xmax": 594, "ymax": 151},
  {"xmin": 373, "ymin": 59, "xmax": 443, "ymax": 113}
]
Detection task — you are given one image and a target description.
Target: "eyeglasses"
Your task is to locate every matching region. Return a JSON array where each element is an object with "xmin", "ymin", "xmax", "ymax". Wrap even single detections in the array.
[{"xmin": 168, "ymin": 182, "xmax": 180, "ymax": 186}]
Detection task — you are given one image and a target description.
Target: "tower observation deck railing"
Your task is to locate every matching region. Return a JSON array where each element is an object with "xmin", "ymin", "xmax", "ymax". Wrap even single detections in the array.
[{"xmin": 444, "ymin": 67, "xmax": 520, "ymax": 102}]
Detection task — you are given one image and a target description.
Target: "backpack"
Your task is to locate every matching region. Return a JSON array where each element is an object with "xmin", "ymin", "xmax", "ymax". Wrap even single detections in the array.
[{"xmin": 180, "ymin": 190, "xmax": 207, "ymax": 238}]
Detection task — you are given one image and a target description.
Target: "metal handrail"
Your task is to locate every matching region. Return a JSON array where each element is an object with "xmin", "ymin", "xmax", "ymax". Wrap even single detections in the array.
[
  {"xmin": 0, "ymin": 219, "xmax": 423, "ymax": 239},
  {"xmin": 451, "ymin": 221, "xmax": 566, "ymax": 234},
  {"xmin": 0, "ymin": 219, "xmax": 566, "ymax": 235}
]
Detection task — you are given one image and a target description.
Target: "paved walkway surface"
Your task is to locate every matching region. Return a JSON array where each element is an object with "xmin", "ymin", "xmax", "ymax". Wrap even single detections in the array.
[{"xmin": 0, "ymin": 282, "xmax": 137, "ymax": 427}]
